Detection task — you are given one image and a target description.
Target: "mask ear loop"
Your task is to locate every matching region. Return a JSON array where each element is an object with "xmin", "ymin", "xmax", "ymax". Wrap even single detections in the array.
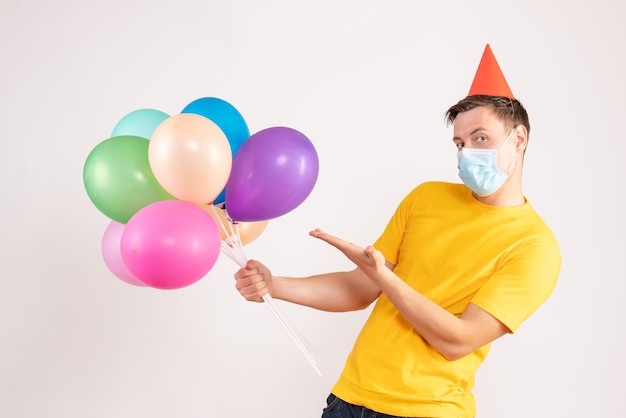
[
  {"xmin": 495, "ymin": 128, "xmax": 518, "ymax": 175},
  {"xmin": 504, "ymin": 146, "xmax": 518, "ymax": 175},
  {"xmin": 508, "ymin": 97, "xmax": 522, "ymax": 153},
  {"xmin": 504, "ymin": 125, "xmax": 519, "ymax": 175}
]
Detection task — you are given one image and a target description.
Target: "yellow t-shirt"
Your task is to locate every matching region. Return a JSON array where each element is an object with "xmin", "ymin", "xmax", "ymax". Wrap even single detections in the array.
[{"xmin": 331, "ymin": 182, "xmax": 561, "ymax": 417}]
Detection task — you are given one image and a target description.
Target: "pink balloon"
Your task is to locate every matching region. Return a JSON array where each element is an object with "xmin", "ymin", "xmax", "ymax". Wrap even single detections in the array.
[
  {"xmin": 101, "ymin": 221, "xmax": 146, "ymax": 287},
  {"xmin": 120, "ymin": 200, "xmax": 221, "ymax": 290}
]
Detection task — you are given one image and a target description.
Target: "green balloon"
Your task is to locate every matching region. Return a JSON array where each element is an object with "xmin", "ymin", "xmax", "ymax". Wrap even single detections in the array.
[{"xmin": 83, "ymin": 135, "xmax": 176, "ymax": 223}]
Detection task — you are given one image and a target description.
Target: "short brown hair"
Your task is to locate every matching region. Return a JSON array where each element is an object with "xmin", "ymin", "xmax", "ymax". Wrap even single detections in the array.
[{"xmin": 445, "ymin": 95, "xmax": 530, "ymax": 138}]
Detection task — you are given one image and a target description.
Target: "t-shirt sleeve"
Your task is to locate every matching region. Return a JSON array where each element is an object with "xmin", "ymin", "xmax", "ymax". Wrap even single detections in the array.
[
  {"xmin": 373, "ymin": 186, "xmax": 422, "ymax": 266},
  {"xmin": 471, "ymin": 242, "xmax": 562, "ymax": 333}
]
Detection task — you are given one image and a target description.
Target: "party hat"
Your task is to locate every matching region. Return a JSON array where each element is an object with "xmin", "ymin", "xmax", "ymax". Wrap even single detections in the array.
[{"xmin": 468, "ymin": 44, "xmax": 514, "ymax": 99}]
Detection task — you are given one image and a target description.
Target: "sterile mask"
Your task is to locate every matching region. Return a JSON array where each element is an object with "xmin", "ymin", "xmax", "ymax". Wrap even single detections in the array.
[{"xmin": 457, "ymin": 129, "xmax": 517, "ymax": 197}]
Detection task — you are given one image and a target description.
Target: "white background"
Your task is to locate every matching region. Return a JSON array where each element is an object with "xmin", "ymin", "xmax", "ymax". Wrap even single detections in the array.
[{"xmin": 1, "ymin": 1, "xmax": 624, "ymax": 417}]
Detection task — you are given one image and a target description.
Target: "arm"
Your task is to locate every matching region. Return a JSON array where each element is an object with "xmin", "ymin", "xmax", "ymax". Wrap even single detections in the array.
[
  {"xmin": 234, "ymin": 259, "xmax": 381, "ymax": 312},
  {"xmin": 310, "ymin": 229, "xmax": 509, "ymax": 361}
]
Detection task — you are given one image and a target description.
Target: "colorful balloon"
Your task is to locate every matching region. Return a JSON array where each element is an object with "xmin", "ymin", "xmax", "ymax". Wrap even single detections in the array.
[
  {"xmin": 101, "ymin": 221, "xmax": 146, "ymax": 287},
  {"xmin": 111, "ymin": 108, "xmax": 169, "ymax": 139},
  {"xmin": 120, "ymin": 200, "xmax": 221, "ymax": 290},
  {"xmin": 83, "ymin": 135, "xmax": 176, "ymax": 223},
  {"xmin": 225, "ymin": 127, "xmax": 319, "ymax": 222},
  {"xmin": 148, "ymin": 113, "xmax": 232, "ymax": 204},
  {"xmin": 181, "ymin": 97, "xmax": 250, "ymax": 204},
  {"xmin": 201, "ymin": 204, "xmax": 268, "ymax": 246}
]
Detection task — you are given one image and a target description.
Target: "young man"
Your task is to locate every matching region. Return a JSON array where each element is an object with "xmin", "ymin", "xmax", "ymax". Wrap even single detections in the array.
[{"xmin": 234, "ymin": 45, "xmax": 562, "ymax": 417}]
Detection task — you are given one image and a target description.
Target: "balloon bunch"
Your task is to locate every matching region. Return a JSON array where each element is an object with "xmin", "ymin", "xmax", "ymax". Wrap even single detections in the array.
[{"xmin": 83, "ymin": 97, "xmax": 321, "ymax": 375}]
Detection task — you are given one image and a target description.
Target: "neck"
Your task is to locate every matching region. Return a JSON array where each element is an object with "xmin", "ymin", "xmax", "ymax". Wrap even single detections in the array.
[
  {"xmin": 473, "ymin": 171, "xmax": 525, "ymax": 206},
  {"xmin": 472, "ymin": 189, "xmax": 525, "ymax": 207}
]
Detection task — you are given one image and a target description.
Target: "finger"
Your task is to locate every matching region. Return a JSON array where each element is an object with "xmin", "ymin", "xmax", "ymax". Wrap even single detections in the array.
[
  {"xmin": 234, "ymin": 267, "xmax": 259, "ymax": 280},
  {"xmin": 236, "ymin": 277, "xmax": 268, "ymax": 298},
  {"xmin": 235, "ymin": 271, "xmax": 265, "ymax": 288},
  {"xmin": 308, "ymin": 228, "xmax": 324, "ymax": 238},
  {"xmin": 245, "ymin": 259, "xmax": 260, "ymax": 270},
  {"xmin": 245, "ymin": 284, "xmax": 268, "ymax": 302},
  {"xmin": 310, "ymin": 229, "xmax": 344, "ymax": 246},
  {"xmin": 323, "ymin": 236, "xmax": 354, "ymax": 253}
]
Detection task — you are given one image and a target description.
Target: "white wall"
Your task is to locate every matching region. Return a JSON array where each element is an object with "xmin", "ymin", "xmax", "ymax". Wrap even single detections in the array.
[{"xmin": 1, "ymin": 1, "xmax": 624, "ymax": 417}]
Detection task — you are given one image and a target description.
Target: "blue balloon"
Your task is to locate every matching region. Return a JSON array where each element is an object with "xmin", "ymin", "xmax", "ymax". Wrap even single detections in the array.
[
  {"xmin": 181, "ymin": 97, "xmax": 250, "ymax": 204},
  {"xmin": 111, "ymin": 109, "xmax": 169, "ymax": 140}
]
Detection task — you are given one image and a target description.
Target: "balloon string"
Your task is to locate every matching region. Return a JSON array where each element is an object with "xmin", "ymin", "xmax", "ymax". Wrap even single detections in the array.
[
  {"xmin": 261, "ymin": 290, "xmax": 319, "ymax": 360},
  {"xmin": 262, "ymin": 293, "xmax": 321, "ymax": 376},
  {"xmin": 211, "ymin": 204, "xmax": 246, "ymax": 264},
  {"xmin": 214, "ymin": 204, "xmax": 321, "ymax": 376}
]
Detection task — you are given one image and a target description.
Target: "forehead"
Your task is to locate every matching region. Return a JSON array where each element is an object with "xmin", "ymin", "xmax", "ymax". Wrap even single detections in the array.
[{"xmin": 453, "ymin": 106, "xmax": 506, "ymax": 136}]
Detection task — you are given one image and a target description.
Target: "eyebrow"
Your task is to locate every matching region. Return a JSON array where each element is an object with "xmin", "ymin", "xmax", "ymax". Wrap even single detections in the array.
[{"xmin": 452, "ymin": 126, "xmax": 490, "ymax": 141}]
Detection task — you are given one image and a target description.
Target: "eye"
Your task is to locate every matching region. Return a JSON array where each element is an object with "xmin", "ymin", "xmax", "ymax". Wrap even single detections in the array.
[
  {"xmin": 475, "ymin": 135, "xmax": 488, "ymax": 143},
  {"xmin": 455, "ymin": 142, "xmax": 464, "ymax": 150}
]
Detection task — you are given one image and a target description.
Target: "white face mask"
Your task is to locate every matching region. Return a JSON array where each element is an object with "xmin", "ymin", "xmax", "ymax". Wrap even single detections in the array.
[{"xmin": 457, "ymin": 129, "xmax": 517, "ymax": 197}]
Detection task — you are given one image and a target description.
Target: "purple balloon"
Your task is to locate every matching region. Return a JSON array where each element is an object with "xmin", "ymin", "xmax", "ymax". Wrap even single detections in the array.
[{"xmin": 225, "ymin": 127, "xmax": 319, "ymax": 222}]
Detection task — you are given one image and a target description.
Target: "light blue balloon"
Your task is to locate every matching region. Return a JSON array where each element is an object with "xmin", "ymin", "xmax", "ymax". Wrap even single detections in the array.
[
  {"xmin": 111, "ymin": 109, "xmax": 170, "ymax": 140},
  {"xmin": 181, "ymin": 97, "xmax": 250, "ymax": 204}
]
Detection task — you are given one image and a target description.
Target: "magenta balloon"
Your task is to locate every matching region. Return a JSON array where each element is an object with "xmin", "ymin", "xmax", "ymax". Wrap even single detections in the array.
[
  {"xmin": 101, "ymin": 221, "xmax": 146, "ymax": 287},
  {"xmin": 120, "ymin": 200, "xmax": 221, "ymax": 290},
  {"xmin": 225, "ymin": 127, "xmax": 319, "ymax": 222}
]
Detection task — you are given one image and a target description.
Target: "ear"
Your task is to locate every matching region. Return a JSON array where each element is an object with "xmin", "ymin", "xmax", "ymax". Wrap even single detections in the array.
[{"xmin": 514, "ymin": 125, "xmax": 528, "ymax": 150}]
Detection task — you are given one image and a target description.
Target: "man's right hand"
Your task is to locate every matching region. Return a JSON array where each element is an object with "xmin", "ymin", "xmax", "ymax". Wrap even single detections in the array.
[{"xmin": 234, "ymin": 259, "xmax": 272, "ymax": 302}]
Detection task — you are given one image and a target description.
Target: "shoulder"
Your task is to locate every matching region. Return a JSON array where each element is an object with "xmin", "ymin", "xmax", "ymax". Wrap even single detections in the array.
[
  {"xmin": 400, "ymin": 181, "xmax": 467, "ymax": 208},
  {"xmin": 521, "ymin": 201, "xmax": 561, "ymax": 249},
  {"xmin": 407, "ymin": 181, "xmax": 465, "ymax": 197}
]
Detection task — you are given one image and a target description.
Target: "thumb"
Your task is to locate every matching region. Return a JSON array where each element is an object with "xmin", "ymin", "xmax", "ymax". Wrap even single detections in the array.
[{"xmin": 245, "ymin": 259, "xmax": 258, "ymax": 270}]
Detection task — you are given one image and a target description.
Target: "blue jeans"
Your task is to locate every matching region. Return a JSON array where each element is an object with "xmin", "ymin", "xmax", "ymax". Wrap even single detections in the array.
[{"xmin": 321, "ymin": 393, "xmax": 411, "ymax": 418}]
